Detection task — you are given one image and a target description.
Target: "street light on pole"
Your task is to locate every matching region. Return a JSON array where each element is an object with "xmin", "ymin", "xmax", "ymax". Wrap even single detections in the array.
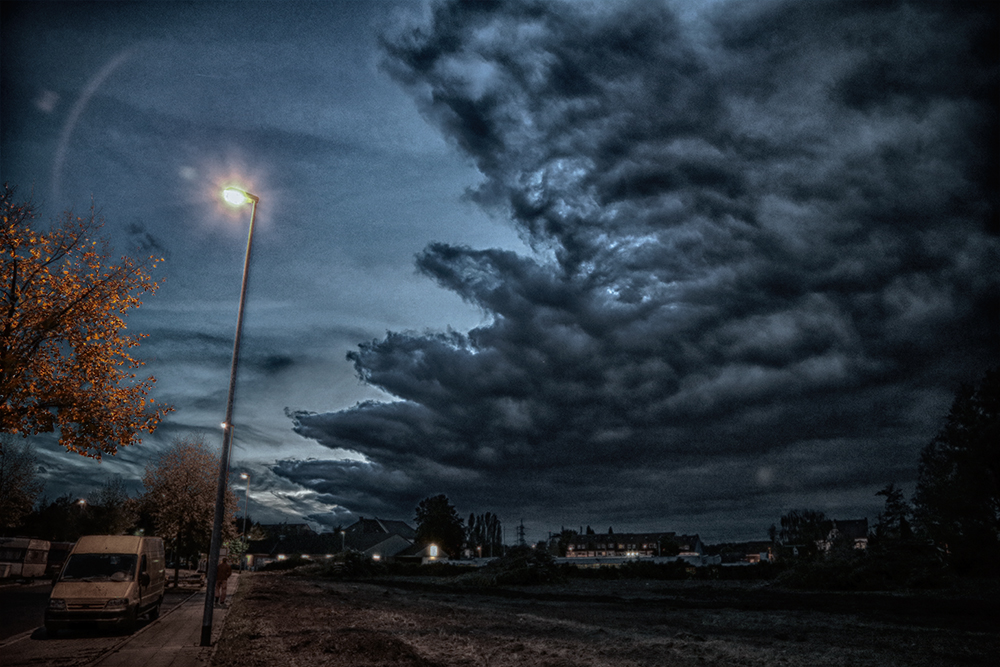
[{"xmin": 201, "ymin": 186, "xmax": 260, "ymax": 647}]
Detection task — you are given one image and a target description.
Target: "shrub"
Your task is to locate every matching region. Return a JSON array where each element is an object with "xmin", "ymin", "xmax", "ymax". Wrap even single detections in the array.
[
  {"xmin": 260, "ymin": 555, "xmax": 309, "ymax": 571},
  {"xmin": 458, "ymin": 545, "xmax": 564, "ymax": 587}
]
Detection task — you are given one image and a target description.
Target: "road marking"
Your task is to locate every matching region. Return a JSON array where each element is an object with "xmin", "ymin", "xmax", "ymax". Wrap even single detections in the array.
[{"xmin": 0, "ymin": 628, "xmax": 37, "ymax": 648}]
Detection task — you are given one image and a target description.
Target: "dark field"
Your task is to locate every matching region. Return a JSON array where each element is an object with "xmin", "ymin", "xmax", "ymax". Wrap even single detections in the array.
[{"xmin": 212, "ymin": 571, "xmax": 999, "ymax": 666}]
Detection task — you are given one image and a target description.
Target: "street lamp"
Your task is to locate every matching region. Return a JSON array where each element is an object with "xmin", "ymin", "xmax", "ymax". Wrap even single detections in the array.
[{"xmin": 201, "ymin": 186, "xmax": 260, "ymax": 647}]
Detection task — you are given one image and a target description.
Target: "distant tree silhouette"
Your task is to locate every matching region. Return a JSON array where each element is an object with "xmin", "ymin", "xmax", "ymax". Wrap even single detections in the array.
[
  {"xmin": 140, "ymin": 436, "xmax": 237, "ymax": 585},
  {"xmin": 85, "ymin": 476, "xmax": 136, "ymax": 535},
  {"xmin": 873, "ymin": 484, "xmax": 913, "ymax": 542},
  {"xmin": 414, "ymin": 494, "xmax": 465, "ymax": 557},
  {"xmin": 548, "ymin": 528, "xmax": 578, "ymax": 557},
  {"xmin": 0, "ymin": 434, "xmax": 42, "ymax": 530},
  {"xmin": 779, "ymin": 509, "xmax": 827, "ymax": 559},
  {"xmin": 914, "ymin": 368, "xmax": 1000, "ymax": 575},
  {"xmin": 466, "ymin": 511, "xmax": 502, "ymax": 557},
  {"xmin": 19, "ymin": 495, "xmax": 89, "ymax": 542}
]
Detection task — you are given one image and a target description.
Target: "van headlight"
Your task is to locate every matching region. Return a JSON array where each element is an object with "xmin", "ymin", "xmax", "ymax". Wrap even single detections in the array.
[
  {"xmin": 49, "ymin": 598, "xmax": 66, "ymax": 611},
  {"xmin": 105, "ymin": 598, "xmax": 129, "ymax": 610}
]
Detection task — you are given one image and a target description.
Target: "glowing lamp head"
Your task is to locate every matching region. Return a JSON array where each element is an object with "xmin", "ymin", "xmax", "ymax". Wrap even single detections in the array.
[{"xmin": 223, "ymin": 187, "xmax": 252, "ymax": 206}]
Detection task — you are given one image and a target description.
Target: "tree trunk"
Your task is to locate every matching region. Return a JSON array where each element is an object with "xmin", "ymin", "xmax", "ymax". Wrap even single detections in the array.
[{"xmin": 173, "ymin": 530, "xmax": 181, "ymax": 588}]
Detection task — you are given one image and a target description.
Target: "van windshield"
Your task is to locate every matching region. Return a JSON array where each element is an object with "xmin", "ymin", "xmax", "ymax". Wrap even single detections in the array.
[{"xmin": 61, "ymin": 554, "xmax": 137, "ymax": 582}]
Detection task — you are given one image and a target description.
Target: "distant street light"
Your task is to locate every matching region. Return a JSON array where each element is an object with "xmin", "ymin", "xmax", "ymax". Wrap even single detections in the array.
[{"xmin": 201, "ymin": 186, "xmax": 260, "ymax": 647}]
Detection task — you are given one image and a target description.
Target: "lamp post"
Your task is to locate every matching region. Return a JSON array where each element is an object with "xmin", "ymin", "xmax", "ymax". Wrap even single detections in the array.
[
  {"xmin": 240, "ymin": 473, "xmax": 251, "ymax": 540},
  {"xmin": 240, "ymin": 473, "xmax": 251, "ymax": 571},
  {"xmin": 201, "ymin": 186, "xmax": 259, "ymax": 647}
]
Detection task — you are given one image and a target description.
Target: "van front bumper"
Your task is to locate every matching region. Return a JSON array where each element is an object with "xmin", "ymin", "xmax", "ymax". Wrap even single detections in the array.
[{"xmin": 45, "ymin": 607, "xmax": 134, "ymax": 629}]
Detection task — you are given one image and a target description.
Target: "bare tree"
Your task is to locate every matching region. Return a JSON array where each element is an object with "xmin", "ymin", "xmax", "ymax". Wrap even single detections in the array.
[{"xmin": 0, "ymin": 433, "xmax": 43, "ymax": 531}]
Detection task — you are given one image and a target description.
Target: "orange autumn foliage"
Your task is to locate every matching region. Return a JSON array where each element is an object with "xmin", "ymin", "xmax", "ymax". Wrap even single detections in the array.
[{"xmin": 0, "ymin": 185, "xmax": 172, "ymax": 458}]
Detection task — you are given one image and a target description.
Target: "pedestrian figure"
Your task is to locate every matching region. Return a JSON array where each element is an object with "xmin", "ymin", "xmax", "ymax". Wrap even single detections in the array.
[{"xmin": 215, "ymin": 556, "xmax": 233, "ymax": 607}]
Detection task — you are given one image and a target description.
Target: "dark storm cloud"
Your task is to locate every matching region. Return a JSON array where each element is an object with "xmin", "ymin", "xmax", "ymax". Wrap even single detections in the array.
[
  {"xmin": 126, "ymin": 220, "xmax": 169, "ymax": 257},
  {"xmin": 283, "ymin": 0, "xmax": 999, "ymax": 540}
]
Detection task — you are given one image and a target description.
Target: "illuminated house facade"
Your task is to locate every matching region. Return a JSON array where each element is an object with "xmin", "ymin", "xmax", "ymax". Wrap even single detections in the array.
[{"xmin": 566, "ymin": 532, "xmax": 704, "ymax": 558}]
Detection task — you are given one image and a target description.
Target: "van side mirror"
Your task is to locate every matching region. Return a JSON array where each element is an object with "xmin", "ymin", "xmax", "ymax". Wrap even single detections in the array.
[{"xmin": 140, "ymin": 572, "xmax": 151, "ymax": 587}]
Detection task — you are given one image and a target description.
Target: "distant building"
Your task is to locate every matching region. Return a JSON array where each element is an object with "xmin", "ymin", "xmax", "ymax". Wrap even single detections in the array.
[
  {"xmin": 566, "ymin": 532, "xmax": 704, "ymax": 559},
  {"xmin": 246, "ymin": 516, "xmax": 417, "ymax": 569},
  {"xmin": 259, "ymin": 523, "xmax": 317, "ymax": 539},
  {"xmin": 345, "ymin": 517, "xmax": 417, "ymax": 541},
  {"xmin": 712, "ymin": 541, "xmax": 775, "ymax": 565},
  {"xmin": 819, "ymin": 519, "xmax": 869, "ymax": 552}
]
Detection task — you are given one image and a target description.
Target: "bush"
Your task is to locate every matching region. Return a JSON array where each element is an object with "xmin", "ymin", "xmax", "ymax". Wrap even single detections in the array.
[
  {"xmin": 260, "ymin": 555, "xmax": 309, "ymax": 571},
  {"xmin": 618, "ymin": 559, "xmax": 696, "ymax": 580},
  {"xmin": 313, "ymin": 550, "xmax": 388, "ymax": 579},
  {"xmin": 776, "ymin": 550, "xmax": 952, "ymax": 591},
  {"xmin": 458, "ymin": 545, "xmax": 564, "ymax": 587}
]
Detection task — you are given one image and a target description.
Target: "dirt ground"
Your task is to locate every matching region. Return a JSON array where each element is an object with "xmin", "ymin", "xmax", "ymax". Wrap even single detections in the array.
[{"xmin": 212, "ymin": 571, "xmax": 999, "ymax": 667}]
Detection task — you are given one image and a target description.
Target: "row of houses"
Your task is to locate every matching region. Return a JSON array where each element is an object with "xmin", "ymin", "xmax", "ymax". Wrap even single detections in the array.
[
  {"xmin": 244, "ymin": 521, "xmax": 718, "ymax": 568},
  {"xmin": 243, "ymin": 516, "xmax": 869, "ymax": 569},
  {"xmin": 244, "ymin": 517, "xmax": 437, "ymax": 569}
]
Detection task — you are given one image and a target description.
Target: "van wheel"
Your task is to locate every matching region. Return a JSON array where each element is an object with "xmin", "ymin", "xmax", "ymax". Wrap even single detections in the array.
[
  {"xmin": 148, "ymin": 599, "xmax": 162, "ymax": 621},
  {"xmin": 122, "ymin": 608, "xmax": 138, "ymax": 634},
  {"xmin": 45, "ymin": 625, "xmax": 58, "ymax": 638}
]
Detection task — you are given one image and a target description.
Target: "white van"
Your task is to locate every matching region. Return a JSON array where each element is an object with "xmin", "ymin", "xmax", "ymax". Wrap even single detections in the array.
[{"xmin": 45, "ymin": 535, "xmax": 165, "ymax": 635}]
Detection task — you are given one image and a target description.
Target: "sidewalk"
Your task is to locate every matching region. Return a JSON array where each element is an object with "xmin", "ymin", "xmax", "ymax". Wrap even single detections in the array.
[{"xmin": 87, "ymin": 572, "xmax": 241, "ymax": 667}]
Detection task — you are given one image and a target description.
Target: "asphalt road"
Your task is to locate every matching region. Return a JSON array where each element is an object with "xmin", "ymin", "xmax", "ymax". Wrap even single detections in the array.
[{"xmin": 0, "ymin": 580, "xmax": 52, "ymax": 640}]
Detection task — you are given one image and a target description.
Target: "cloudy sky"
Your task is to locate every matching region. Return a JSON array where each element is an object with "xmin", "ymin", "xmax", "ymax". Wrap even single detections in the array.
[{"xmin": 3, "ymin": 0, "xmax": 997, "ymax": 544}]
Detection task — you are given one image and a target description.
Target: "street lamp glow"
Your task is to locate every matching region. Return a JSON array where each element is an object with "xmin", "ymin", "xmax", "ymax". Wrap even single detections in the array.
[{"xmin": 222, "ymin": 187, "xmax": 255, "ymax": 206}]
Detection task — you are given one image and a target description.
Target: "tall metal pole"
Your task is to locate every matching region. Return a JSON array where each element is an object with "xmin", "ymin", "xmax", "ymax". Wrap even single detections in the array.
[{"xmin": 201, "ymin": 192, "xmax": 259, "ymax": 647}]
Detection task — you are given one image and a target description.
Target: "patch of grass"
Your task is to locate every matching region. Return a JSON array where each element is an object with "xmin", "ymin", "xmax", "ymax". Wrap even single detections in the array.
[{"xmin": 212, "ymin": 573, "xmax": 281, "ymax": 667}]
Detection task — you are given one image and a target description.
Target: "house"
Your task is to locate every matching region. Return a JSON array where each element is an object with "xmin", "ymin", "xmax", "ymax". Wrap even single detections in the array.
[
  {"xmin": 342, "ymin": 516, "xmax": 417, "ymax": 559},
  {"xmin": 820, "ymin": 519, "xmax": 869, "ymax": 552},
  {"xmin": 566, "ymin": 532, "xmax": 705, "ymax": 559},
  {"xmin": 393, "ymin": 541, "xmax": 449, "ymax": 565},
  {"xmin": 713, "ymin": 541, "xmax": 775, "ymax": 565},
  {"xmin": 345, "ymin": 516, "xmax": 416, "ymax": 541},
  {"xmin": 259, "ymin": 523, "xmax": 317, "ymax": 539},
  {"xmin": 245, "ymin": 516, "xmax": 418, "ymax": 569}
]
